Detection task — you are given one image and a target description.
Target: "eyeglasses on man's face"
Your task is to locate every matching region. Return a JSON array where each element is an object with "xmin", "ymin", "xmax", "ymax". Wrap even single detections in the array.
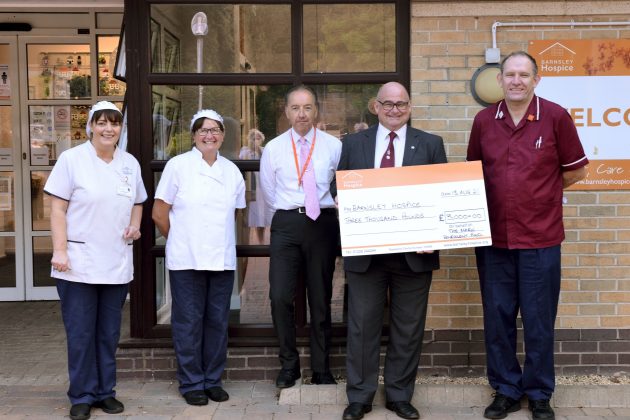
[
  {"xmin": 197, "ymin": 127, "xmax": 224, "ymax": 136},
  {"xmin": 377, "ymin": 100, "xmax": 410, "ymax": 111}
]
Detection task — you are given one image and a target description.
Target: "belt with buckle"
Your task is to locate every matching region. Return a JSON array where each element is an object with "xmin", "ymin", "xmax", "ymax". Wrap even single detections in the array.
[{"xmin": 282, "ymin": 207, "xmax": 335, "ymax": 214}]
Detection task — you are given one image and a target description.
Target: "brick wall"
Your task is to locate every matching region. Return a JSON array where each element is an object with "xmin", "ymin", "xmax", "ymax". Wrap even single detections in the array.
[
  {"xmin": 410, "ymin": 0, "xmax": 630, "ymax": 331},
  {"xmin": 118, "ymin": 327, "xmax": 630, "ymax": 379}
]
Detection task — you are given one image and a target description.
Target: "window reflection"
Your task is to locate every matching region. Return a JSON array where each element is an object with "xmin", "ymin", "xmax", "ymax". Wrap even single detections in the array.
[
  {"xmin": 153, "ymin": 247, "xmax": 348, "ymax": 325},
  {"xmin": 303, "ymin": 4, "xmax": 396, "ymax": 73},
  {"xmin": 32, "ymin": 236, "xmax": 55, "ymax": 287},
  {"xmin": 31, "ymin": 171, "xmax": 51, "ymax": 231},
  {"xmin": 156, "ymin": 257, "xmax": 171, "ymax": 324},
  {"xmin": 151, "ymin": 84, "xmax": 379, "ymax": 161},
  {"xmin": 240, "ymin": 130, "xmax": 267, "ymax": 245},
  {"xmin": 0, "ymin": 106, "xmax": 13, "ymax": 165},
  {"xmin": 0, "ymin": 172, "xmax": 15, "ymax": 232},
  {"xmin": 237, "ymin": 256, "xmax": 347, "ymax": 324},
  {"xmin": 152, "ymin": 84, "xmax": 291, "ymax": 160},
  {"xmin": 97, "ymin": 36, "xmax": 126, "ymax": 96},
  {"xmin": 150, "ymin": 4, "xmax": 291, "ymax": 73},
  {"xmin": 0, "ymin": 237, "xmax": 16, "ymax": 288}
]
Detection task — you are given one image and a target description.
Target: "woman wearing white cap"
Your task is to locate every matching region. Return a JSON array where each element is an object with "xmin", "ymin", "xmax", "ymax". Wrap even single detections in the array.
[
  {"xmin": 44, "ymin": 101, "xmax": 147, "ymax": 420},
  {"xmin": 152, "ymin": 109, "xmax": 245, "ymax": 406}
]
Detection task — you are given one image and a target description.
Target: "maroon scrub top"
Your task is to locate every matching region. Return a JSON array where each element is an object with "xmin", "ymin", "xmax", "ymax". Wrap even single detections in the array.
[{"xmin": 467, "ymin": 95, "xmax": 588, "ymax": 249}]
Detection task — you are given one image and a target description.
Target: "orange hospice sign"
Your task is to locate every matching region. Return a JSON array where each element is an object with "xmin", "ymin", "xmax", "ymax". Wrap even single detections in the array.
[
  {"xmin": 336, "ymin": 161, "xmax": 492, "ymax": 256},
  {"xmin": 529, "ymin": 39, "xmax": 630, "ymax": 77},
  {"xmin": 528, "ymin": 39, "xmax": 630, "ymax": 190}
]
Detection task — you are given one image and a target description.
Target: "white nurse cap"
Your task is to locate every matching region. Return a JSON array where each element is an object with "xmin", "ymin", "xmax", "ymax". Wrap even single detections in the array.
[
  {"xmin": 86, "ymin": 101, "xmax": 122, "ymax": 137},
  {"xmin": 190, "ymin": 109, "xmax": 223, "ymax": 131}
]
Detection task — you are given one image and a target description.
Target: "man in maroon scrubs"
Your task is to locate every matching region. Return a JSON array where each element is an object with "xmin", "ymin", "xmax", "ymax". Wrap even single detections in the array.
[{"xmin": 467, "ymin": 51, "xmax": 588, "ymax": 420}]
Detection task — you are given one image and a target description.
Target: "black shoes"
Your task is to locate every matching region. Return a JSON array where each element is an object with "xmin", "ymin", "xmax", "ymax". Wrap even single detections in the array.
[
  {"xmin": 205, "ymin": 386, "xmax": 230, "ymax": 402},
  {"xmin": 311, "ymin": 371, "xmax": 337, "ymax": 385},
  {"xmin": 484, "ymin": 393, "xmax": 521, "ymax": 419},
  {"xmin": 69, "ymin": 403, "xmax": 91, "ymax": 420},
  {"xmin": 276, "ymin": 368, "xmax": 301, "ymax": 388},
  {"xmin": 93, "ymin": 397, "xmax": 124, "ymax": 414},
  {"xmin": 385, "ymin": 401, "xmax": 420, "ymax": 419},
  {"xmin": 183, "ymin": 390, "xmax": 209, "ymax": 406},
  {"xmin": 529, "ymin": 399, "xmax": 555, "ymax": 420},
  {"xmin": 342, "ymin": 402, "xmax": 372, "ymax": 420}
]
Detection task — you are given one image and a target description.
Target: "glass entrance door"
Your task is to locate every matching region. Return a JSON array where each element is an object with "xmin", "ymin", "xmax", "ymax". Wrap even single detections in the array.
[
  {"xmin": 18, "ymin": 35, "xmax": 96, "ymax": 299},
  {"xmin": 16, "ymin": 34, "xmax": 125, "ymax": 300},
  {"xmin": 0, "ymin": 36, "xmax": 24, "ymax": 301}
]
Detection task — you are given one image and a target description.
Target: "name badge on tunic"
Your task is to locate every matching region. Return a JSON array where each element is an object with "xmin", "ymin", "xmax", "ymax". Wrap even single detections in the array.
[{"xmin": 117, "ymin": 184, "xmax": 132, "ymax": 197}]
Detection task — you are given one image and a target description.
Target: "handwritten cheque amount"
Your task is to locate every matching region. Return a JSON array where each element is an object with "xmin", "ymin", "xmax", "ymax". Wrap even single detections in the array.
[{"xmin": 336, "ymin": 161, "xmax": 492, "ymax": 256}]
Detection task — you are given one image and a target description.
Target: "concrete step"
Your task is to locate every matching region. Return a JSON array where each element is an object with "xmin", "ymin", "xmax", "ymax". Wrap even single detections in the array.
[{"xmin": 279, "ymin": 383, "xmax": 630, "ymax": 408}]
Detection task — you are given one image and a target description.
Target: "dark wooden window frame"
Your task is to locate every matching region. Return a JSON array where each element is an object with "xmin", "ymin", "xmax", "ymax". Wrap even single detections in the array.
[{"xmin": 124, "ymin": 0, "xmax": 410, "ymax": 341}]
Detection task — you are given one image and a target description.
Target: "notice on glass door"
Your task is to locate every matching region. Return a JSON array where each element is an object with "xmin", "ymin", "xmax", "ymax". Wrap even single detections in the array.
[{"xmin": 0, "ymin": 64, "xmax": 10, "ymax": 100}]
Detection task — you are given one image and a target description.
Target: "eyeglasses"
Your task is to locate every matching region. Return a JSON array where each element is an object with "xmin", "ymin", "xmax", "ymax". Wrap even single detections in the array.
[
  {"xmin": 197, "ymin": 127, "xmax": 224, "ymax": 136},
  {"xmin": 377, "ymin": 100, "xmax": 410, "ymax": 111}
]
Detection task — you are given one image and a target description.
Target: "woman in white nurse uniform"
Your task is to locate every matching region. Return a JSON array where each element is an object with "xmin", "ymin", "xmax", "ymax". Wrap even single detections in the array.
[
  {"xmin": 45, "ymin": 101, "xmax": 147, "ymax": 420},
  {"xmin": 152, "ymin": 109, "xmax": 245, "ymax": 406}
]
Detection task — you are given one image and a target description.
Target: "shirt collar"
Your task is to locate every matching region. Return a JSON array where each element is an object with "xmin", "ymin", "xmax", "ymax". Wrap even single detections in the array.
[
  {"xmin": 192, "ymin": 145, "xmax": 222, "ymax": 160},
  {"xmin": 290, "ymin": 126, "xmax": 315, "ymax": 144},
  {"xmin": 376, "ymin": 123, "xmax": 407, "ymax": 142},
  {"xmin": 86, "ymin": 140, "xmax": 120, "ymax": 160},
  {"xmin": 495, "ymin": 95, "xmax": 541, "ymax": 122}
]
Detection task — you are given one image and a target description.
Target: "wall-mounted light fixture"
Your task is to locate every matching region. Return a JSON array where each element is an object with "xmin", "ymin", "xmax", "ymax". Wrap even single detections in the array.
[{"xmin": 471, "ymin": 63, "xmax": 503, "ymax": 107}]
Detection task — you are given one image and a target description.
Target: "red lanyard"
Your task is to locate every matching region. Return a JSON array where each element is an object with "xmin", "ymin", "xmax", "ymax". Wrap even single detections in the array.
[{"xmin": 290, "ymin": 128, "xmax": 317, "ymax": 186}]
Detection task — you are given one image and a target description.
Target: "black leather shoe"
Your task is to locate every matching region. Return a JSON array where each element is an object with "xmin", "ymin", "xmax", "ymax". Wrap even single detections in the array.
[
  {"xmin": 385, "ymin": 401, "xmax": 420, "ymax": 419},
  {"xmin": 484, "ymin": 393, "xmax": 520, "ymax": 419},
  {"xmin": 529, "ymin": 399, "xmax": 555, "ymax": 420},
  {"xmin": 93, "ymin": 397, "xmax": 124, "ymax": 414},
  {"xmin": 183, "ymin": 390, "xmax": 209, "ymax": 406},
  {"xmin": 205, "ymin": 386, "xmax": 229, "ymax": 402},
  {"xmin": 275, "ymin": 368, "xmax": 301, "ymax": 388},
  {"xmin": 311, "ymin": 371, "xmax": 337, "ymax": 385},
  {"xmin": 342, "ymin": 402, "xmax": 372, "ymax": 420},
  {"xmin": 69, "ymin": 403, "xmax": 91, "ymax": 420}
]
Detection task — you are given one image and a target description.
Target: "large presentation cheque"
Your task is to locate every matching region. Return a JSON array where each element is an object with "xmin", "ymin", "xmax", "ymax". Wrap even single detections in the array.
[{"xmin": 336, "ymin": 161, "xmax": 492, "ymax": 256}]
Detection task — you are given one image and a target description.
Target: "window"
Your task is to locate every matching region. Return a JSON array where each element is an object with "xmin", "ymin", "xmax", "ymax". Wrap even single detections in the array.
[{"xmin": 125, "ymin": 0, "xmax": 409, "ymax": 339}]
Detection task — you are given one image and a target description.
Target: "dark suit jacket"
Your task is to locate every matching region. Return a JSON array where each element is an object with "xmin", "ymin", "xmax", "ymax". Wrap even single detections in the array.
[{"xmin": 333, "ymin": 124, "xmax": 447, "ymax": 273}]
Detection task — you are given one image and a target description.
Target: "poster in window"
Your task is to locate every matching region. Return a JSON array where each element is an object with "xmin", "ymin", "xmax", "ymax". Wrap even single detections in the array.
[
  {"xmin": 0, "ymin": 64, "xmax": 11, "ymax": 100},
  {"xmin": 0, "ymin": 176, "xmax": 11, "ymax": 211}
]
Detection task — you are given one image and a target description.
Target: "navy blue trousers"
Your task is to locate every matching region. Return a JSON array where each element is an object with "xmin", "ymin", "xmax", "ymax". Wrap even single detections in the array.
[
  {"xmin": 476, "ymin": 245, "xmax": 561, "ymax": 401},
  {"xmin": 169, "ymin": 269, "xmax": 234, "ymax": 395},
  {"xmin": 56, "ymin": 279, "xmax": 128, "ymax": 405}
]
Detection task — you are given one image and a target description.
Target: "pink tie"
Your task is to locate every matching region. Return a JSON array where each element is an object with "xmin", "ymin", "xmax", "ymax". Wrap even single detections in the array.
[
  {"xmin": 380, "ymin": 132, "xmax": 396, "ymax": 168},
  {"xmin": 299, "ymin": 137, "xmax": 320, "ymax": 220}
]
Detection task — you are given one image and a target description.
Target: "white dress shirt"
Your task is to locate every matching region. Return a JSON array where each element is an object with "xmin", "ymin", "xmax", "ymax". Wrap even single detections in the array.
[
  {"xmin": 373, "ymin": 124, "xmax": 407, "ymax": 168},
  {"xmin": 155, "ymin": 147, "xmax": 246, "ymax": 271},
  {"xmin": 260, "ymin": 127, "xmax": 341, "ymax": 220}
]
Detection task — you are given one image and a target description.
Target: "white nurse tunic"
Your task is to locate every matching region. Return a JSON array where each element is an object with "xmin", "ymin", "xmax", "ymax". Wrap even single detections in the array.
[
  {"xmin": 154, "ymin": 147, "xmax": 246, "ymax": 271},
  {"xmin": 44, "ymin": 141, "xmax": 147, "ymax": 284}
]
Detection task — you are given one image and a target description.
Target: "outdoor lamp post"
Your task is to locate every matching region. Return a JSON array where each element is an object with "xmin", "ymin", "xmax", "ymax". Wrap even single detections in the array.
[{"xmin": 191, "ymin": 12, "xmax": 208, "ymax": 111}]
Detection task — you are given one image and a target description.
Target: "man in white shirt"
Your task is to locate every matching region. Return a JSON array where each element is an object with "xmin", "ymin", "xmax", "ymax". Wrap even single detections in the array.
[{"xmin": 260, "ymin": 85, "xmax": 342, "ymax": 388}]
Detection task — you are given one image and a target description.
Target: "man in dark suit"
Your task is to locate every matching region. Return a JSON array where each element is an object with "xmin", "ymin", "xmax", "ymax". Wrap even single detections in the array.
[{"xmin": 335, "ymin": 82, "xmax": 447, "ymax": 420}]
